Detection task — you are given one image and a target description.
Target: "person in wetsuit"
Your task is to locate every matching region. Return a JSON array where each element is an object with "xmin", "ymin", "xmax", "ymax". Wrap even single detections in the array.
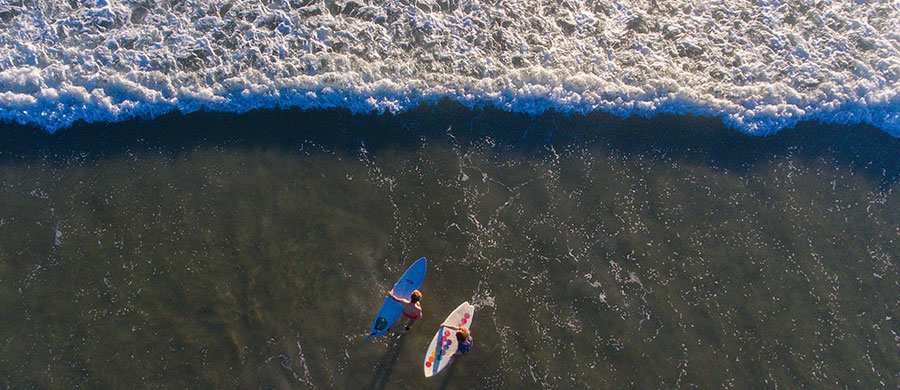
[{"xmin": 440, "ymin": 323, "xmax": 473, "ymax": 357}]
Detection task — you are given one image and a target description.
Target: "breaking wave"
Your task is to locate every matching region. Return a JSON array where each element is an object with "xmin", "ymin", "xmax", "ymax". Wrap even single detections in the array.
[{"xmin": 0, "ymin": 0, "xmax": 898, "ymax": 135}]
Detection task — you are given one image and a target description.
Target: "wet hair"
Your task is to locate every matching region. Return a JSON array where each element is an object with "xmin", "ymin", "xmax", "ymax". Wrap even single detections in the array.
[
  {"xmin": 410, "ymin": 290, "xmax": 422, "ymax": 303},
  {"xmin": 456, "ymin": 326, "xmax": 469, "ymax": 342}
]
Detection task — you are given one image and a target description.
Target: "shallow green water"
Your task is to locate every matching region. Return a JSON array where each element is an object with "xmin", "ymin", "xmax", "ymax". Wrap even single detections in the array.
[{"xmin": 1, "ymin": 105, "xmax": 899, "ymax": 388}]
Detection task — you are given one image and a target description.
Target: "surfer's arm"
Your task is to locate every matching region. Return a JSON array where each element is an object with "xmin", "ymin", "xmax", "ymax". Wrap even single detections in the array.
[
  {"xmin": 387, "ymin": 291, "xmax": 410, "ymax": 304},
  {"xmin": 440, "ymin": 323, "xmax": 459, "ymax": 330}
]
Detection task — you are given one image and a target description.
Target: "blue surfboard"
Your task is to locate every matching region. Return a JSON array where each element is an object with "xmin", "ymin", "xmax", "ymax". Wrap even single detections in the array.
[{"xmin": 367, "ymin": 257, "xmax": 427, "ymax": 339}]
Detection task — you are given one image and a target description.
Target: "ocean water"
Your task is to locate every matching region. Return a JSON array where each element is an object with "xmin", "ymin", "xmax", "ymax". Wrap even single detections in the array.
[
  {"xmin": 1, "ymin": 105, "xmax": 899, "ymax": 388},
  {"xmin": 0, "ymin": 0, "xmax": 899, "ymax": 135},
  {"xmin": 2, "ymin": 0, "xmax": 900, "ymax": 388}
]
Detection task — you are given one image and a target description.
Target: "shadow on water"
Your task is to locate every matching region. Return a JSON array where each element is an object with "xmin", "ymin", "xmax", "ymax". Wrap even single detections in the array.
[
  {"xmin": 0, "ymin": 99, "xmax": 898, "ymax": 189},
  {"xmin": 437, "ymin": 360, "xmax": 458, "ymax": 390},
  {"xmin": 366, "ymin": 334, "xmax": 406, "ymax": 390},
  {"xmin": 0, "ymin": 100, "xmax": 900, "ymax": 185}
]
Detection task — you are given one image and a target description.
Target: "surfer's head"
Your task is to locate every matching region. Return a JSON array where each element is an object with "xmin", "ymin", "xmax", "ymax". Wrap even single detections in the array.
[
  {"xmin": 456, "ymin": 326, "xmax": 469, "ymax": 342},
  {"xmin": 410, "ymin": 290, "xmax": 422, "ymax": 303}
]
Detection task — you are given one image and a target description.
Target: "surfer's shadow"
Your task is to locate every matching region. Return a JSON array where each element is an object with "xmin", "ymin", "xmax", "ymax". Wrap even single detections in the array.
[
  {"xmin": 365, "ymin": 334, "xmax": 406, "ymax": 390},
  {"xmin": 438, "ymin": 361, "xmax": 459, "ymax": 389}
]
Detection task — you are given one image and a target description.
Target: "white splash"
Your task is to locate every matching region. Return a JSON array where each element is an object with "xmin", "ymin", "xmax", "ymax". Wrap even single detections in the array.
[{"xmin": 0, "ymin": 0, "xmax": 898, "ymax": 135}]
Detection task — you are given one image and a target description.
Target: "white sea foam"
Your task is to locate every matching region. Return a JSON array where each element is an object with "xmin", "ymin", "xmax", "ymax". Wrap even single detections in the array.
[{"xmin": 0, "ymin": 0, "xmax": 898, "ymax": 135}]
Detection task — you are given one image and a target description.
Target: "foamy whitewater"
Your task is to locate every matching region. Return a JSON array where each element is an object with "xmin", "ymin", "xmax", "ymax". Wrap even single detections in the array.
[{"xmin": 0, "ymin": 0, "xmax": 899, "ymax": 135}]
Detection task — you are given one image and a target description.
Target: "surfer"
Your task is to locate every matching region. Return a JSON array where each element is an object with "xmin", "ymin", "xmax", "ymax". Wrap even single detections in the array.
[
  {"xmin": 439, "ymin": 323, "xmax": 473, "ymax": 357},
  {"xmin": 388, "ymin": 289, "xmax": 422, "ymax": 330}
]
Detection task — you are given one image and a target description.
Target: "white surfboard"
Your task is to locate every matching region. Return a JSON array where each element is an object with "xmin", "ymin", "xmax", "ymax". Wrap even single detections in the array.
[{"xmin": 423, "ymin": 301, "xmax": 474, "ymax": 377}]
